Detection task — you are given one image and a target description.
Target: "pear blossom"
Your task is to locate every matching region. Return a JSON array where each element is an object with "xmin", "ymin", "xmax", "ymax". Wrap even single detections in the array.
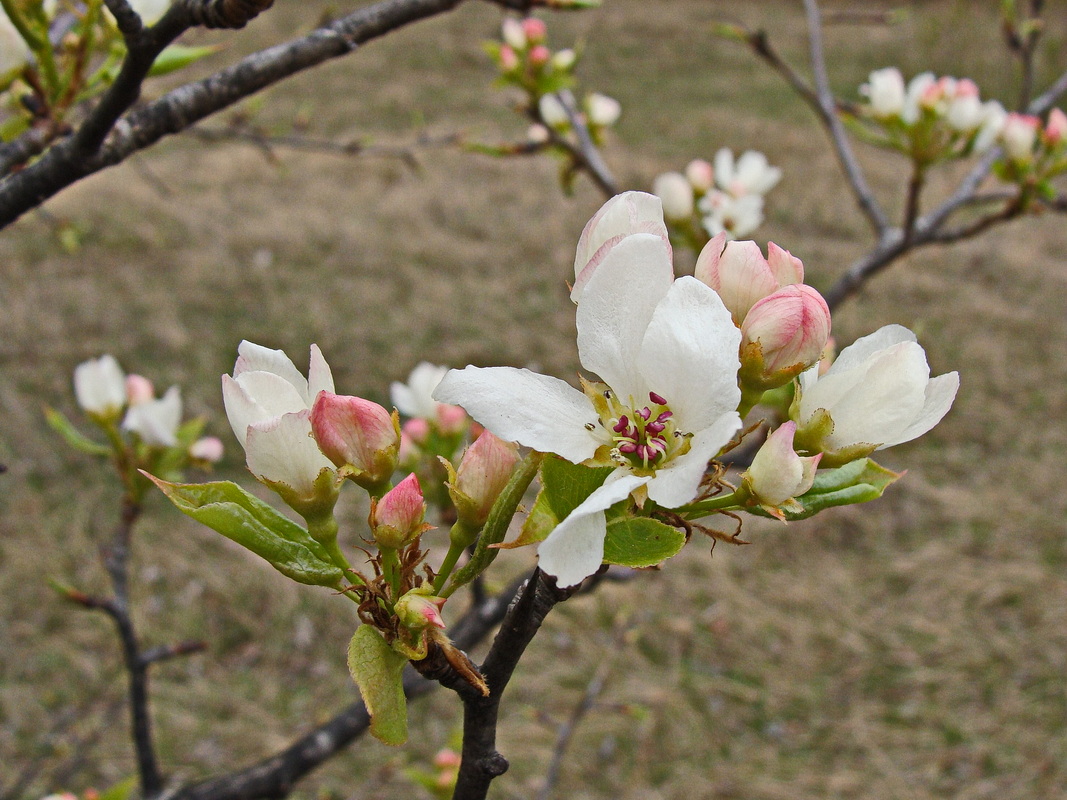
[
  {"xmin": 685, "ymin": 158, "xmax": 715, "ymax": 193},
  {"xmin": 902, "ymin": 72, "xmax": 936, "ymax": 124},
  {"xmin": 585, "ymin": 92, "xmax": 621, "ymax": 127},
  {"xmin": 122, "ymin": 386, "xmax": 182, "ymax": 447},
  {"xmin": 973, "ymin": 100, "xmax": 1007, "ymax": 152},
  {"xmin": 1000, "ymin": 113, "xmax": 1040, "ymax": 162},
  {"xmin": 391, "ymin": 362, "xmax": 448, "ymax": 419},
  {"xmin": 551, "ymin": 48, "xmax": 576, "ymax": 71},
  {"xmin": 1044, "ymin": 108, "xmax": 1067, "ymax": 145},
  {"xmin": 861, "ymin": 67, "xmax": 906, "ymax": 118},
  {"xmin": 189, "ymin": 436, "xmax": 225, "ymax": 463},
  {"xmin": 222, "ymin": 341, "xmax": 336, "ymax": 503},
  {"xmin": 740, "ymin": 284, "xmax": 831, "ymax": 389},
  {"xmin": 743, "ymin": 422, "xmax": 821, "ymax": 512},
  {"xmin": 74, "ymin": 355, "xmax": 127, "ymax": 418},
  {"xmin": 652, "ymin": 171, "xmax": 694, "ymax": 221},
  {"xmin": 698, "ymin": 191, "xmax": 764, "ymax": 240},
  {"xmin": 713, "ymin": 148, "xmax": 781, "ymax": 197},
  {"xmin": 945, "ymin": 79, "xmax": 983, "ymax": 131},
  {"xmin": 434, "ymin": 193, "xmax": 742, "ymax": 587},
  {"xmin": 528, "ymin": 45, "xmax": 550, "ymax": 67},
  {"xmin": 793, "ymin": 325, "xmax": 959, "ymax": 464},
  {"xmin": 446, "ymin": 431, "xmax": 520, "ymax": 528},
  {"xmin": 571, "ymin": 191, "xmax": 671, "ymax": 302},
  {"xmin": 694, "ymin": 235, "xmax": 804, "ymax": 325},
  {"xmin": 370, "ymin": 473, "xmax": 430, "ymax": 549}
]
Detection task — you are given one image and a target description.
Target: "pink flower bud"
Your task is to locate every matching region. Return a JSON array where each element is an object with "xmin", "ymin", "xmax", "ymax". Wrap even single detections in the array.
[
  {"xmin": 434, "ymin": 749, "xmax": 462, "ymax": 769},
  {"xmin": 695, "ymin": 237, "xmax": 780, "ymax": 325},
  {"xmin": 310, "ymin": 391, "xmax": 400, "ymax": 489},
  {"xmin": 447, "ymin": 431, "xmax": 520, "ymax": 528},
  {"xmin": 652, "ymin": 171, "xmax": 694, "ymax": 221},
  {"xmin": 765, "ymin": 241, "xmax": 804, "ymax": 285},
  {"xmin": 403, "ymin": 416, "xmax": 431, "ymax": 445},
  {"xmin": 1044, "ymin": 108, "xmax": 1067, "ymax": 145},
  {"xmin": 742, "ymin": 284, "xmax": 831, "ymax": 378},
  {"xmin": 685, "ymin": 158, "xmax": 714, "ymax": 192},
  {"xmin": 1001, "ymin": 112, "xmax": 1040, "ymax": 161},
  {"xmin": 125, "ymin": 374, "xmax": 155, "ymax": 405},
  {"xmin": 521, "ymin": 17, "xmax": 547, "ymax": 44},
  {"xmin": 370, "ymin": 473, "xmax": 429, "ymax": 549},
  {"xmin": 189, "ymin": 435, "xmax": 224, "ymax": 463},
  {"xmin": 498, "ymin": 44, "xmax": 519, "ymax": 72},
  {"xmin": 528, "ymin": 45, "xmax": 550, "ymax": 67},
  {"xmin": 394, "ymin": 590, "xmax": 446, "ymax": 631},
  {"xmin": 743, "ymin": 421, "xmax": 821, "ymax": 512},
  {"xmin": 436, "ymin": 403, "xmax": 469, "ymax": 435}
]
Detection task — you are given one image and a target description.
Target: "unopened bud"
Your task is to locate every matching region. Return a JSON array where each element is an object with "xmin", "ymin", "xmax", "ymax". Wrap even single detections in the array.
[
  {"xmin": 585, "ymin": 92, "xmax": 621, "ymax": 127},
  {"xmin": 310, "ymin": 391, "xmax": 400, "ymax": 491},
  {"xmin": 538, "ymin": 93, "xmax": 569, "ymax": 128},
  {"xmin": 522, "ymin": 17, "xmax": 547, "ymax": 44},
  {"xmin": 742, "ymin": 421, "xmax": 821, "ymax": 514},
  {"xmin": 394, "ymin": 589, "xmax": 446, "ymax": 632},
  {"xmin": 551, "ymin": 48, "xmax": 576, "ymax": 71},
  {"xmin": 653, "ymin": 172, "xmax": 694, "ymax": 221},
  {"xmin": 446, "ymin": 431, "xmax": 520, "ymax": 529},
  {"xmin": 190, "ymin": 436, "xmax": 225, "ymax": 463},
  {"xmin": 436, "ymin": 403, "xmax": 468, "ymax": 435},
  {"xmin": 1001, "ymin": 112, "xmax": 1040, "ymax": 161},
  {"xmin": 1044, "ymin": 108, "xmax": 1067, "ymax": 146},
  {"xmin": 74, "ymin": 355, "xmax": 126, "ymax": 419},
  {"xmin": 370, "ymin": 473, "xmax": 430, "ymax": 549},
  {"xmin": 501, "ymin": 17, "xmax": 526, "ymax": 50},
  {"xmin": 528, "ymin": 44, "xmax": 550, "ymax": 67},
  {"xmin": 740, "ymin": 284, "xmax": 831, "ymax": 390},
  {"xmin": 498, "ymin": 44, "xmax": 519, "ymax": 72},
  {"xmin": 125, "ymin": 374, "xmax": 155, "ymax": 405},
  {"xmin": 685, "ymin": 158, "xmax": 714, "ymax": 192},
  {"xmin": 403, "ymin": 416, "xmax": 431, "ymax": 445}
]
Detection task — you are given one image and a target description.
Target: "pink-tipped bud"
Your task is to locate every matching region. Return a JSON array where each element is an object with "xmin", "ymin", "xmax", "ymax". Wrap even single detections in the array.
[
  {"xmin": 498, "ymin": 44, "xmax": 519, "ymax": 72},
  {"xmin": 652, "ymin": 171, "xmax": 694, "ymax": 221},
  {"xmin": 433, "ymin": 749, "xmax": 463, "ymax": 769},
  {"xmin": 685, "ymin": 158, "xmax": 714, "ymax": 192},
  {"xmin": 521, "ymin": 17, "xmax": 547, "ymax": 44},
  {"xmin": 394, "ymin": 590, "xmax": 447, "ymax": 632},
  {"xmin": 765, "ymin": 241, "xmax": 804, "ymax": 285},
  {"xmin": 1001, "ymin": 112, "xmax": 1040, "ymax": 161},
  {"xmin": 436, "ymin": 403, "xmax": 469, "ymax": 435},
  {"xmin": 955, "ymin": 78, "xmax": 979, "ymax": 99},
  {"xmin": 125, "ymin": 374, "xmax": 155, "ymax": 405},
  {"xmin": 695, "ymin": 237, "xmax": 780, "ymax": 325},
  {"xmin": 189, "ymin": 436, "xmax": 224, "ymax": 463},
  {"xmin": 528, "ymin": 44, "xmax": 550, "ymax": 67},
  {"xmin": 740, "ymin": 284, "xmax": 831, "ymax": 389},
  {"xmin": 743, "ymin": 421, "xmax": 821, "ymax": 512},
  {"xmin": 403, "ymin": 416, "xmax": 431, "ymax": 445},
  {"xmin": 369, "ymin": 473, "xmax": 430, "ymax": 549},
  {"xmin": 501, "ymin": 17, "xmax": 526, "ymax": 50},
  {"xmin": 1044, "ymin": 108, "xmax": 1067, "ymax": 146},
  {"xmin": 310, "ymin": 391, "xmax": 400, "ymax": 489},
  {"xmin": 447, "ymin": 431, "xmax": 520, "ymax": 528}
]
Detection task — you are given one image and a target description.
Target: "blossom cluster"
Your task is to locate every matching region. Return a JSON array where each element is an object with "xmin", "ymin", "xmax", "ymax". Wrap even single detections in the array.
[
  {"xmin": 435, "ymin": 191, "xmax": 958, "ymax": 587},
  {"xmin": 653, "ymin": 149, "xmax": 781, "ymax": 245}
]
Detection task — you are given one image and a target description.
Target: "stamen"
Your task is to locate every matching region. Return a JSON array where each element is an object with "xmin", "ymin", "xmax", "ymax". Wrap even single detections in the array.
[
  {"xmin": 618, "ymin": 442, "xmax": 638, "ymax": 454},
  {"xmin": 636, "ymin": 406, "xmax": 651, "ymax": 421},
  {"xmin": 646, "ymin": 421, "xmax": 666, "ymax": 435},
  {"xmin": 649, "ymin": 391, "xmax": 668, "ymax": 405},
  {"xmin": 612, "ymin": 415, "xmax": 630, "ymax": 433}
]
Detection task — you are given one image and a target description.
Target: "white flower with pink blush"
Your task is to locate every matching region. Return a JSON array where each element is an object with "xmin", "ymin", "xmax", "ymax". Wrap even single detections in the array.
[
  {"xmin": 713, "ymin": 148, "xmax": 781, "ymax": 197},
  {"xmin": 434, "ymin": 193, "xmax": 742, "ymax": 588}
]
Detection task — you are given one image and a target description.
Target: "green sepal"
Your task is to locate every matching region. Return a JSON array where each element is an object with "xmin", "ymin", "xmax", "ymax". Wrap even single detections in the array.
[
  {"xmin": 750, "ymin": 458, "xmax": 903, "ymax": 521},
  {"xmin": 347, "ymin": 625, "xmax": 409, "ymax": 746},
  {"xmin": 44, "ymin": 406, "xmax": 112, "ymax": 456},
  {"xmin": 602, "ymin": 516, "xmax": 686, "ymax": 568},
  {"xmin": 145, "ymin": 475, "xmax": 344, "ymax": 587},
  {"xmin": 147, "ymin": 44, "xmax": 220, "ymax": 77},
  {"xmin": 509, "ymin": 455, "xmax": 613, "ymax": 548}
]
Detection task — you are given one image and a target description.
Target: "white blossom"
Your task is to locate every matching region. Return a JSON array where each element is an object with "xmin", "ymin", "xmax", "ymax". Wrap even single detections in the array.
[
  {"xmin": 122, "ymin": 386, "xmax": 182, "ymax": 447},
  {"xmin": 74, "ymin": 355, "xmax": 127, "ymax": 418}
]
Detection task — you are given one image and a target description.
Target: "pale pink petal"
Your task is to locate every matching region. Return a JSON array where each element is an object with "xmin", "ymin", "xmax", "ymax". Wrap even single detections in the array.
[
  {"xmin": 828, "ymin": 324, "xmax": 916, "ymax": 375},
  {"xmin": 576, "ymin": 234, "xmax": 674, "ymax": 402},
  {"xmin": 433, "ymin": 366, "xmax": 600, "ymax": 463},
  {"xmin": 766, "ymin": 242, "xmax": 804, "ymax": 285},
  {"xmin": 573, "ymin": 192, "xmax": 668, "ymax": 283},
  {"xmin": 245, "ymin": 410, "xmax": 334, "ymax": 496},
  {"xmin": 635, "ymin": 276, "xmax": 741, "ymax": 433}
]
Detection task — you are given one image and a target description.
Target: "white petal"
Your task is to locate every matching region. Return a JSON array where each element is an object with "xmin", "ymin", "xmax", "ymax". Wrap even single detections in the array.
[
  {"xmin": 433, "ymin": 366, "xmax": 600, "ymax": 463},
  {"xmin": 245, "ymin": 410, "xmax": 334, "ymax": 496},
  {"xmin": 573, "ymin": 192, "xmax": 668, "ymax": 282},
  {"xmin": 645, "ymin": 414, "xmax": 741, "ymax": 508},
  {"xmin": 636, "ymin": 276, "xmax": 741, "ymax": 433},
  {"xmin": 824, "ymin": 343, "xmax": 929, "ymax": 448},
  {"xmin": 537, "ymin": 472, "xmax": 648, "ymax": 588},
  {"xmin": 879, "ymin": 371, "xmax": 959, "ymax": 448},
  {"xmin": 576, "ymin": 234, "xmax": 674, "ymax": 401},
  {"xmin": 391, "ymin": 362, "xmax": 448, "ymax": 417},
  {"xmin": 122, "ymin": 386, "xmax": 182, "ymax": 447},
  {"xmin": 307, "ymin": 344, "xmax": 335, "ymax": 398},
  {"xmin": 828, "ymin": 325, "xmax": 916, "ymax": 375},
  {"xmin": 223, "ymin": 372, "xmax": 308, "ymax": 447},
  {"xmin": 74, "ymin": 355, "xmax": 127, "ymax": 415},
  {"xmin": 234, "ymin": 341, "xmax": 309, "ymax": 404},
  {"xmin": 713, "ymin": 148, "xmax": 735, "ymax": 189}
]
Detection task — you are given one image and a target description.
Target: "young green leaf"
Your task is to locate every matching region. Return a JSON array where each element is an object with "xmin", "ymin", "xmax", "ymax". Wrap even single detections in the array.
[{"xmin": 348, "ymin": 625, "xmax": 409, "ymax": 746}]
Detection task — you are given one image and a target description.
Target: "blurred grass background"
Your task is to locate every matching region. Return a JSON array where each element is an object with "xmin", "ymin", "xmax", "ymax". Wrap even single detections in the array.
[{"xmin": 1, "ymin": 1, "xmax": 1066, "ymax": 798}]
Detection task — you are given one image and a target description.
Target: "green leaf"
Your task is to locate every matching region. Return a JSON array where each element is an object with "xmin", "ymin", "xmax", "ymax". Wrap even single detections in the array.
[
  {"xmin": 511, "ymin": 455, "xmax": 613, "ymax": 548},
  {"xmin": 43, "ymin": 406, "xmax": 111, "ymax": 456},
  {"xmin": 602, "ymin": 517, "xmax": 686, "ymax": 568},
  {"xmin": 146, "ymin": 476, "xmax": 344, "ymax": 587},
  {"xmin": 347, "ymin": 625, "xmax": 409, "ymax": 746},
  {"xmin": 147, "ymin": 44, "xmax": 219, "ymax": 77}
]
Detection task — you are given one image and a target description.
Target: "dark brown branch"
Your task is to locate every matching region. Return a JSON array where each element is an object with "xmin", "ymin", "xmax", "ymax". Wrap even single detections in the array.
[
  {"xmin": 452, "ymin": 568, "xmax": 575, "ymax": 800},
  {"xmin": 169, "ymin": 571, "xmax": 529, "ymax": 800},
  {"xmin": 0, "ymin": 0, "xmax": 473, "ymax": 228}
]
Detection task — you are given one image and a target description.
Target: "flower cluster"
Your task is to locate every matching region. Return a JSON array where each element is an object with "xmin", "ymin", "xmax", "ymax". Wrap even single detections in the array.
[
  {"xmin": 857, "ymin": 68, "xmax": 1007, "ymax": 163},
  {"xmin": 992, "ymin": 108, "xmax": 1067, "ymax": 188},
  {"xmin": 653, "ymin": 149, "xmax": 781, "ymax": 247},
  {"xmin": 436, "ymin": 192, "xmax": 958, "ymax": 587}
]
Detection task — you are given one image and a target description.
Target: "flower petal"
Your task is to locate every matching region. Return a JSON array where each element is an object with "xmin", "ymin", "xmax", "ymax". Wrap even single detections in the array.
[
  {"xmin": 576, "ymin": 233, "xmax": 674, "ymax": 402},
  {"xmin": 433, "ymin": 366, "xmax": 600, "ymax": 463},
  {"xmin": 122, "ymin": 386, "xmax": 182, "ymax": 447},
  {"xmin": 573, "ymin": 192, "xmax": 669, "ymax": 292},
  {"xmin": 223, "ymin": 372, "xmax": 308, "ymax": 446},
  {"xmin": 636, "ymin": 276, "xmax": 741, "ymax": 434},
  {"xmin": 308, "ymin": 344, "xmax": 335, "ymax": 398},
  {"xmin": 234, "ymin": 341, "xmax": 309, "ymax": 403},
  {"xmin": 828, "ymin": 324, "xmax": 916, "ymax": 375},
  {"xmin": 245, "ymin": 409, "xmax": 334, "ymax": 497},
  {"xmin": 644, "ymin": 413, "xmax": 741, "ymax": 508},
  {"xmin": 879, "ymin": 371, "xmax": 959, "ymax": 448},
  {"xmin": 391, "ymin": 362, "xmax": 448, "ymax": 418},
  {"xmin": 537, "ymin": 472, "xmax": 648, "ymax": 587}
]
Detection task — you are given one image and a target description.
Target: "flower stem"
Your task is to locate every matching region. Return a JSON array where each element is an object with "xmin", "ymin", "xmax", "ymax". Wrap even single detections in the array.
[{"xmin": 676, "ymin": 490, "xmax": 744, "ymax": 517}]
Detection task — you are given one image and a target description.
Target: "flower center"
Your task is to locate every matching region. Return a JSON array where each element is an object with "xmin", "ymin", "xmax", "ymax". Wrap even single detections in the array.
[{"xmin": 602, "ymin": 390, "xmax": 688, "ymax": 471}]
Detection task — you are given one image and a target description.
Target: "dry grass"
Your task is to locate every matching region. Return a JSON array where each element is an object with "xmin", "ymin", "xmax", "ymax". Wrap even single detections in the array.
[{"xmin": 1, "ymin": 1, "xmax": 1066, "ymax": 798}]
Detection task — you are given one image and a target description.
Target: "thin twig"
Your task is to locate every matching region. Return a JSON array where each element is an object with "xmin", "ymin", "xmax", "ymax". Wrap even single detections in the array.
[
  {"xmin": 535, "ymin": 663, "xmax": 609, "ymax": 800},
  {"xmin": 801, "ymin": 0, "xmax": 889, "ymax": 235},
  {"xmin": 553, "ymin": 89, "xmax": 618, "ymax": 198}
]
